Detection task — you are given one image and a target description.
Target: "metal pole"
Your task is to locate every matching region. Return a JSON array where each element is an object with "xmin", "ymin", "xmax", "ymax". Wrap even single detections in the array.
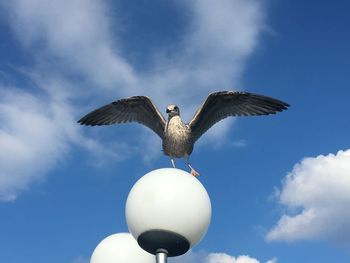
[{"xmin": 156, "ymin": 249, "xmax": 168, "ymax": 263}]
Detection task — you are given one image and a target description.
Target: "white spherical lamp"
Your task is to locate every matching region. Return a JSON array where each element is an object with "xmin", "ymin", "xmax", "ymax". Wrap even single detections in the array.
[
  {"xmin": 90, "ymin": 233, "xmax": 154, "ymax": 263},
  {"xmin": 125, "ymin": 168, "xmax": 211, "ymax": 257}
]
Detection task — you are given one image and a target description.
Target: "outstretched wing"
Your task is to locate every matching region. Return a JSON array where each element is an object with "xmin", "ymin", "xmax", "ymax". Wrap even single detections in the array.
[
  {"xmin": 78, "ymin": 96, "xmax": 166, "ymax": 139},
  {"xmin": 189, "ymin": 91, "xmax": 289, "ymax": 142}
]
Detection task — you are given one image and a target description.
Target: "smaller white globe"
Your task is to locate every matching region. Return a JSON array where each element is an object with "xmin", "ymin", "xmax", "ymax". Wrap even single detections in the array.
[
  {"xmin": 126, "ymin": 168, "xmax": 211, "ymax": 256},
  {"xmin": 90, "ymin": 233, "xmax": 154, "ymax": 263}
]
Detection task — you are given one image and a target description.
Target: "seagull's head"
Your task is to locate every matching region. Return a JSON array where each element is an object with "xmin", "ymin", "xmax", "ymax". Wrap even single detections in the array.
[{"xmin": 166, "ymin": 104, "xmax": 180, "ymax": 117}]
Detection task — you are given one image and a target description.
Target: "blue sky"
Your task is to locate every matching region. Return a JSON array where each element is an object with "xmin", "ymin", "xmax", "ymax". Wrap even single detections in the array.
[{"xmin": 0, "ymin": 0, "xmax": 350, "ymax": 262}]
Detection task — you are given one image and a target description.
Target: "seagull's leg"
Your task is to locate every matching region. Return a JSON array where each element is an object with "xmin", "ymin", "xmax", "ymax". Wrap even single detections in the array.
[
  {"xmin": 188, "ymin": 163, "xmax": 200, "ymax": 177},
  {"xmin": 171, "ymin": 158, "xmax": 176, "ymax": 168},
  {"xmin": 184, "ymin": 155, "xmax": 200, "ymax": 177}
]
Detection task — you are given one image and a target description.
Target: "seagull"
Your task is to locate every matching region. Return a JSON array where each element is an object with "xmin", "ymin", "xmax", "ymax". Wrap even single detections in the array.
[{"xmin": 78, "ymin": 91, "xmax": 289, "ymax": 176}]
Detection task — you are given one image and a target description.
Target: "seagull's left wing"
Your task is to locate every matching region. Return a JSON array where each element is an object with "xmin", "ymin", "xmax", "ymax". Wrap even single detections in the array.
[
  {"xmin": 189, "ymin": 91, "xmax": 289, "ymax": 142},
  {"xmin": 78, "ymin": 96, "xmax": 166, "ymax": 139}
]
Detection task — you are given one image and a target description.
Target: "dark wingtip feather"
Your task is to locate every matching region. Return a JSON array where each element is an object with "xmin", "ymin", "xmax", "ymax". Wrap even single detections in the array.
[
  {"xmin": 77, "ymin": 117, "xmax": 87, "ymax": 125},
  {"xmin": 77, "ymin": 117, "xmax": 96, "ymax": 126},
  {"xmin": 279, "ymin": 101, "xmax": 290, "ymax": 111},
  {"xmin": 77, "ymin": 118, "xmax": 86, "ymax": 125}
]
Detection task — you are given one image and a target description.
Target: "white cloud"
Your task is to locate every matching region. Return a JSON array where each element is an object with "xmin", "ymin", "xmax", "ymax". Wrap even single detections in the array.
[
  {"xmin": 0, "ymin": 0, "xmax": 140, "ymax": 200},
  {"xmin": 265, "ymin": 258, "xmax": 277, "ymax": 263},
  {"xmin": 4, "ymin": 0, "xmax": 138, "ymax": 91},
  {"xmin": 0, "ymin": 0, "xmax": 266, "ymax": 199},
  {"xmin": 170, "ymin": 251, "xmax": 276, "ymax": 263},
  {"xmin": 196, "ymin": 119, "xmax": 235, "ymax": 149},
  {"xmin": 0, "ymin": 81, "xmax": 127, "ymax": 201},
  {"xmin": 206, "ymin": 253, "xmax": 259, "ymax": 263},
  {"xmin": 266, "ymin": 150, "xmax": 350, "ymax": 246},
  {"xmin": 144, "ymin": 0, "xmax": 265, "ymax": 116},
  {"xmin": 0, "ymin": 87, "xmax": 69, "ymax": 200}
]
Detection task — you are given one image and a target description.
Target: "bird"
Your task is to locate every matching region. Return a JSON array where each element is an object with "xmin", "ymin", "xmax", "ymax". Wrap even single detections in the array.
[{"xmin": 78, "ymin": 91, "xmax": 289, "ymax": 176}]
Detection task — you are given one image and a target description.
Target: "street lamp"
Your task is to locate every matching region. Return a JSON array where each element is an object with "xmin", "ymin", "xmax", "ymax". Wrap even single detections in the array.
[{"xmin": 126, "ymin": 168, "xmax": 212, "ymax": 262}]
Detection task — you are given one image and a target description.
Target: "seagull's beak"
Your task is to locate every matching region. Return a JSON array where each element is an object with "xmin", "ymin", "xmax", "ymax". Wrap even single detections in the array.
[{"xmin": 166, "ymin": 109, "xmax": 170, "ymax": 113}]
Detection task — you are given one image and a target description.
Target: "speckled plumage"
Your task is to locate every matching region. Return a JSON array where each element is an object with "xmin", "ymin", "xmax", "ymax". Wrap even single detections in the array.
[{"xmin": 163, "ymin": 116, "xmax": 193, "ymax": 158}]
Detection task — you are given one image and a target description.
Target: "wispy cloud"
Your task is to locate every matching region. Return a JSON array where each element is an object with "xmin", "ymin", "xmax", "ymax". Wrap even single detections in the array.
[
  {"xmin": 266, "ymin": 149, "xmax": 350, "ymax": 247},
  {"xmin": 0, "ymin": 87, "xmax": 68, "ymax": 200},
  {"xmin": 3, "ymin": 0, "xmax": 138, "ymax": 91},
  {"xmin": 0, "ymin": 76, "xmax": 138, "ymax": 201},
  {"xmin": 205, "ymin": 253, "xmax": 259, "ymax": 263},
  {"xmin": 170, "ymin": 250, "xmax": 276, "ymax": 263},
  {"xmin": 143, "ymin": 0, "xmax": 265, "ymax": 117},
  {"xmin": 0, "ymin": 0, "xmax": 265, "ymax": 200}
]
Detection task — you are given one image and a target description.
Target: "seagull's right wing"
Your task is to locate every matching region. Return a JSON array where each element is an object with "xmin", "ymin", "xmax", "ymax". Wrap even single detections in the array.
[{"xmin": 78, "ymin": 96, "xmax": 166, "ymax": 139}]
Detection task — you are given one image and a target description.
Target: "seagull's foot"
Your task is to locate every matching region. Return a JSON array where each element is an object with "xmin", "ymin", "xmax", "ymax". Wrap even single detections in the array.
[{"xmin": 190, "ymin": 168, "xmax": 200, "ymax": 177}]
